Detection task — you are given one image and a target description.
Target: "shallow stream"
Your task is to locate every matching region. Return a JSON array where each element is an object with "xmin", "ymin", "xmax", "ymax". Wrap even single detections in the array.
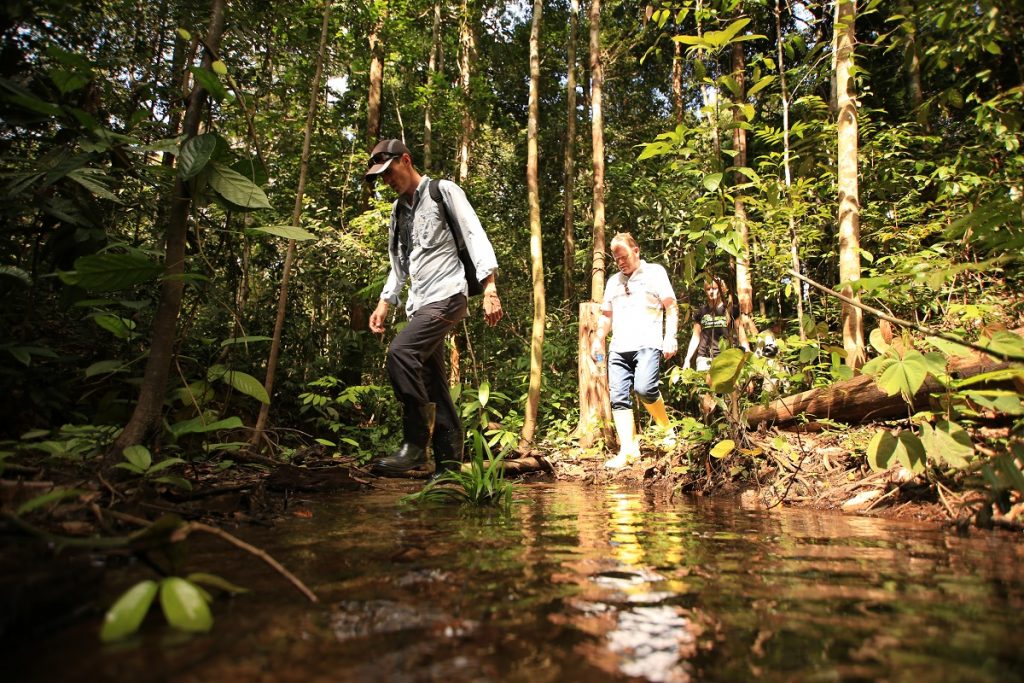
[{"xmin": 12, "ymin": 482, "xmax": 1024, "ymax": 681}]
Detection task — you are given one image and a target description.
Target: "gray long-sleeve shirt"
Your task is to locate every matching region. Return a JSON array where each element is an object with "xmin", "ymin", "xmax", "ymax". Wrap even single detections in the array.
[{"xmin": 380, "ymin": 176, "xmax": 498, "ymax": 317}]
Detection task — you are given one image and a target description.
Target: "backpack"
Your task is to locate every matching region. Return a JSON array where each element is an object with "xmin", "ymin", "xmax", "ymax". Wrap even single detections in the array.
[{"xmin": 429, "ymin": 179, "xmax": 483, "ymax": 296}]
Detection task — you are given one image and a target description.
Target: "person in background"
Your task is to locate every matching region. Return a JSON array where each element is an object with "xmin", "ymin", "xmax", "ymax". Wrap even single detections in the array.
[
  {"xmin": 590, "ymin": 232, "xmax": 678, "ymax": 470},
  {"xmin": 365, "ymin": 139, "xmax": 503, "ymax": 478},
  {"xmin": 682, "ymin": 274, "xmax": 750, "ymax": 373}
]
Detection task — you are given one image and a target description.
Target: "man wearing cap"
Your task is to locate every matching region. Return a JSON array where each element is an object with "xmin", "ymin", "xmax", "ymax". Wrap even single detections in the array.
[{"xmin": 365, "ymin": 139, "xmax": 503, "ymax": 477}]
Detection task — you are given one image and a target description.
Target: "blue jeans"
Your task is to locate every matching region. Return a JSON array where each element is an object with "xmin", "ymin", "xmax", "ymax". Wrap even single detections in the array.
[{"xmin": 608, "ymin": 347, "xmax": 663, "ymax": 410}]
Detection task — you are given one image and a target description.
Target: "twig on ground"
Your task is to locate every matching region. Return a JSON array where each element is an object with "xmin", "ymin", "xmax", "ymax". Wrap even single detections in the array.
[{"xmin": 171, "ymin": 522, "xmax": 319, "ymax": 604}]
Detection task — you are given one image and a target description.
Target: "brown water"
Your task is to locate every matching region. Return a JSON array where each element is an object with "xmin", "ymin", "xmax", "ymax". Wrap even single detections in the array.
[{"xmin": 11, "ymin": 482, "xmax": 1024, "ymax": 682}]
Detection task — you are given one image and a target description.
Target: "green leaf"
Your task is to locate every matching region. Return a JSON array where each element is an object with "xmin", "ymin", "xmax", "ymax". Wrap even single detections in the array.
[
  {"xmin": 925, "ymin": 335, "xmax": 974, "ymax": 358},
  {"xmin": 919, "ymin": 421, "xmax": 973, "ymax": 469},
  {"xmin": 708, "ymin": 348, "xmax": 748, "ymax": 393},
  {"xmin": 219, "ymin": 335, "xmax": 273, "ymax": 347},
  {"xmin": 798, "ymin": 344, "xmax": 819, "ymax": 363},
  {"xmin": 980, "ymin": 331, "xmax": 1024, "ymax": 360},
  {"xmin": 177, "ymin": 28, "xmax": 192, "ymax": 41},
  {"xmin": 875, "ymin": 350, "xmax": 930, "ymax": 401},
  {"xmin": 178, "ymin": 133, "xmax": 217, "ymax": 180},
  {"xmin": 219, "ymin": 370, "xmax": 270, "ymax": 404},
  {"xmin": 867, "ymin": 429, "xmax": 897, "ymax": 471},
  {"xmin": 702, "ymin": 172, "xmax": 723, "ymax": 192},
  {"xmin": 153, "ymin": 475, "xmax": 193, "ymax": 491},
  {"xmin": 147, "ymin": 457, "xmax": 185, "ymax": 474},
  {"xmin": 868, "ymin": 328, "xmax": 890, "ymax": 355},
  {"xmin": 188, "ymin": 66, "xmax": 228, "ymax": 102},
  {"xmin": 478, "ymin": 381, "xmax": 490, "ymax": 409},
  {"xmin": 101, "ymin": 580, "xmax": 159, "ymax": 642},
  {"xmin": 159, "ymin": 577, "xmax": 213, "ymax": 633},
  {"xmin": 251, "ymin": 224, "xmax": 317, "ymax": 241},
  {"xmin": 123, "ymin": 445, "xmax": 152, "ymax": 471},
  {"xmin": 895, "ymin": 432, "xmax": 926, "ymax": 473},
  {"xmin": 186, "ymin": 572, "xmax": 249, "ymax": 595},
  {"xmin": 208, "ymin": 163, "xmax": 271, "ymax": 209},
  {"xmin": 168, "ymin": 415, "xmax": 244, "ymax": 437},
  {"xmin": 70, "ymin": 253, "xmax": 162, "ymax": 292},
  {"xmin": 710, "ymin": 439, "xmax": 735, "ymax": 459},
  {"xmin": 85, "ymin": 360, "xmax": 127, "ymax": 377},
  {"xmin": 964, "ymin": 390, "xmax": 1024, "ymax": 415},
  {"xmin": 211, "ymin": 60, "xmax": 228, "ymax": 76},
  {"xmin": 16, "ymin": 487, "xmax": 86, "ymax": 515}
]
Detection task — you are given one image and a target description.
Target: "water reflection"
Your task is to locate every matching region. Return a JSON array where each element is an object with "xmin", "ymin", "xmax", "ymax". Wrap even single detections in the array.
[{"xmin": 10, "ymin": 483, "xmax": 1024, "ymax": 683}]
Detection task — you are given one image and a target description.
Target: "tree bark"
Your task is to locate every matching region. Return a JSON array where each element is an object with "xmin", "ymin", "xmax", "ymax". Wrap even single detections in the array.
[
  {"xmin": 423, "ymin": 0, "xmax": 442, "ymax": 173},
  {"xmin": 250, "ymin": 1, "xmax": 332, "ymax": 449},
  {"xmin": 562, "ymin": 0, "xmax": 579, "ymax": 302},
  {"xmin": 776, "ymin": 0, "xmax": 805, "ymax": 340},
  {"xmin": 457, "ymin": 0, "xmax": 475, "ymax": 182},
  {"xmin": 578, "ymin": 303, "xmax": 614, "ymax": 447},
  {"xmin": 576, "ymin": 0, "xmax": 612, "ymax": 447},
  {"xmin": 835, "ymin": 0, "xmax": 865, "ymax": 368},
  {"xmin": 744, "ymin": 349, "xmax": 1015, "ymax": 428},
  {"xmin": 109, "ymin": 0, "xmax": 227, "ymax": 466},
  {"xmin": 520, "ymin": 0, "xmax": 545, "ymax": 453},
  {"xmin": 731, "ymin": 37, "xmax": 754, "ymax": 336},
  {"xmin": 360, "ymin": 3, "xmax": 386, "ymax": 211}
]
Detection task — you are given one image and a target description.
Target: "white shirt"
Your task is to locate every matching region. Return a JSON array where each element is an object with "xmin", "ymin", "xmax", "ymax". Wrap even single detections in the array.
[{"xmin": 600, "ymin": 260, "xmax": 676, "ymax": 353}]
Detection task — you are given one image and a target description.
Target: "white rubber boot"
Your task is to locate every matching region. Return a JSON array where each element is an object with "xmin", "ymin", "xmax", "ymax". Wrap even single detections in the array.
[{"xmin": 607, "ymin": 409, "xmax": 640, "ymax": 469}]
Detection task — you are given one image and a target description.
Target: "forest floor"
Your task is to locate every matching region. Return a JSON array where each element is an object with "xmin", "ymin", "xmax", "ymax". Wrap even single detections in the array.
[{"xmin": 545, "ymin": 423, "xmax": 1019, "ymax": 532}]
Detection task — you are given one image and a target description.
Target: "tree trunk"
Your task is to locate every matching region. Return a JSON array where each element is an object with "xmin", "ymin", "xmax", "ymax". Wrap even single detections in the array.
[
  {"xmin": 520, "ymin": 0, "xmax": 545, "ymax": 453},
  {"xmin": 900, "ymin": 1, "xmax": 927, "ymax": 130},
  {"xmin": 562, "ymin": 0, "xmax": 579, "ymax": 303},
  {"xmin": 360, "ymin": 5, "xmax": 386, "ymax": 211},
  {"xmin": 744, "ymin": 348, "xmax": 1015, "ymax": 428},
  {"xmin": 576, "ymin": 0, "xmax": 612, "ymax": 447},
  {"xmin": 457, "ymin": 0, "xmax": 475, "ymax": 182},
  {"xmin": 672, "ymin": 39, "xmax": 683, "ymax": 125},
  {"xmin": 578, "ymin": 303, "xmax": 614, "ymax": 447},
  {"xmin": 731, "ymin": 38, "xmax": 754, "ymax": 335},
  {"xmin": 423, "ymin": 0, "xmax": 442, "ymax": 173},
  {"xmin": 835, "ymin": 0, "xmax": 865, "ymax": 368},
  {"xmin": 776, "ymin": 0, "xmax": 805, "ymax": 340},
  {"xmin": 588, "ymin": 0, "xmax": 607, "ymax": 302},
  {"xmin": 250, "ymin": 2, "xmax": 332, "ymax": 449},
  {"xmin": 108, "ymin": 0, "xmax": 227, "ymax": 466}
]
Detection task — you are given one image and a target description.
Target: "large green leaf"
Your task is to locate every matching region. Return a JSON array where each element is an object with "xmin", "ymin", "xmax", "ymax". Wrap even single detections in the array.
[
  {"xmin": 875, "ymin": 349, "xmax": 931, "ymax": 401},
  {"xmin": 866, "ymin": 429, "xmax": 897, "ymax": 471},
  {"xmin": 708, "ymin": 348, "xmax": 748, "ymax": 393},
  {"xmin": 208, "ymin": 163, "xmax": 271, "ymax": 210},
  {"xmin": 178, "ymin": 133, "xmax": 217, "ymax": 180},
  {"xmin": 919, "ymin": 421, "xmax": 973, "ymax": 469},
  {"xmin": 159, "ymin": 577, "xmax": 213, "ymax": 633},
  {"xmin": 101, "ymin": 580, "xmax": 159, "ymax": 642},
  {"xmin": 710, "ymin": 439, "xmax": 735, "ymax": 459},
  {"xmin": 66, "ymin": 253, "xmax": 162, "ymax": 292},
  {"xmin": 221, "ymin": 370, "xmax": 270, "ymax": 404},
  {"xmin": 980, "ymin": 331, "xmax": 1024, "ymax": 360},
  {"xmin": 188, "ymin": 66, "xmax": 228, "ymax": 102},
  {"xmin": 895, "ymin": 432, "xmax": 926, "ymax": 473},
  {"xmin": 168, "ymin": 415, "xmax": 244, "ymax": 437},
  {"xmin": 702, "ymin": 172, "xmax": 723, "ymax": 192},
  {"xmin": 252, "ymin": 224, "xmax": 316, "ymax": 241},
  {"xmin": 123, "ymin": 444, "xmax": 152, "ymax": 471}
]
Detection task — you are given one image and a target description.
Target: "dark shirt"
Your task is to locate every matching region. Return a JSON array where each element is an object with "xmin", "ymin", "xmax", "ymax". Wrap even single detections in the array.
[{"xmin": 695, "ymin": 303, "xmax": 737, "ymax": 359}]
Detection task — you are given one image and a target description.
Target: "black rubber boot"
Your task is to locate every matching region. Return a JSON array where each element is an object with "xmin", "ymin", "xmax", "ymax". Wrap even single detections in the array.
[
  {"xmin": 428, "ymin": 426, "xmax": 464, "ymax": 482},
  {"xmin": 372, "ymin": 403, "xmax": 436, "ymax": 476}
]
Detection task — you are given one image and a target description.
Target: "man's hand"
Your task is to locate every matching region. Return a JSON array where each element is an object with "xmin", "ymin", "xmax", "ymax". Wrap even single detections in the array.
[
  {"xmin": 662, "ymin": 337, "xmax": 678, "ymax": 360},
  {"xmin": 590, "ymin": 339, "xmax": 605, "ymax": 362},
  {"xmin": 483, "ymin": 288, "xmax": 503, "ymax": 327},
  {"xmin": 369, "ymin": 299, "xmax": 390, "ymax": 334}
]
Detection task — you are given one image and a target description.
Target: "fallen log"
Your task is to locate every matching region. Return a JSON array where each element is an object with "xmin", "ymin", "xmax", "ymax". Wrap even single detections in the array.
[{"xmin": 744, "ymin": 347, "xmax": 1016, "ymax": 429}]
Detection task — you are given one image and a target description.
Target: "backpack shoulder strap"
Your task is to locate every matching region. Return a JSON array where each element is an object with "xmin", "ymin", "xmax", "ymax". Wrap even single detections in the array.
[{"xmin": 429, "ymin": 179, "xmax": 466, "ymax": 249}]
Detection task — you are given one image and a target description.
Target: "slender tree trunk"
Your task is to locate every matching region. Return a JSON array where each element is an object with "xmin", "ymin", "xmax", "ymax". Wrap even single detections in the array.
[
  {"xmin": 672, "ymin": 39, "xmax": 684, "ymax": 125},
  {"xmin": 361, "ymin": 4, "xmax": 386, "ymax": 210},
  {"xmin": 900, "ymin": 1, "xmax": 926, "ymax": 130},
  {"xmin": 562, "ymin": 0, "xmax": 579, "ymax": 302},
  {"xmin": 250, "ymin": 2, "xmax": 332, "ymax": 448},
  {"xmin": 423, "ymin": 0, "xmax": 442, "ymax": 173},
  {"xmin": 835, "ymin": 0, "xmax": 865, "ymax": 368},
  {"xmin": 731, "ymin": 38, "xmax": 753, "ymax": 328},
  {"xmin": 776, "ymin": 0, "xmax": 805, "ymax": 339},
  {"xmin": 578, "ymin": 0, "xmax": 613, "ymax": 449},
  {"xmin": 457, "ymin": 0, "xmax": 475, "ymax": 182},
  {"xmin": 520, "ymin": 0, "xmax": 545, "ymax": 453},
  {"xmin": 109, "ymin": 0, "xmax": 227, "ymax": 465}
]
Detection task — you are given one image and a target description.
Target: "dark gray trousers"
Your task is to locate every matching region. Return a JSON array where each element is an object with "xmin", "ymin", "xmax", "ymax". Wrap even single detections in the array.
[{"xmin": 385, "ymin": 293, "xmax": 468, "ymax": 447}]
